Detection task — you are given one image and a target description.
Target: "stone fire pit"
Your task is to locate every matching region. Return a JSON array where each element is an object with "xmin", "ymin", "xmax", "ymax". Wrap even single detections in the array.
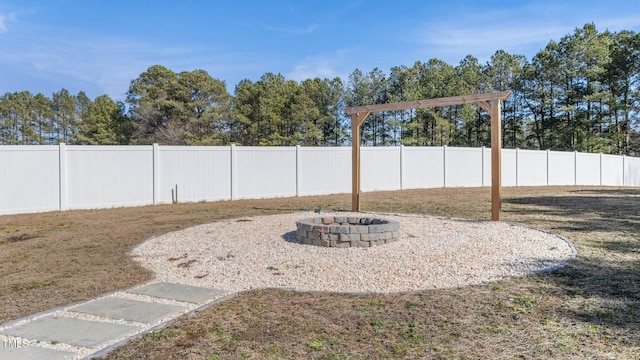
[{"xmin": 295, "ymin": 216, "xmax": 400, "ymax": 248}]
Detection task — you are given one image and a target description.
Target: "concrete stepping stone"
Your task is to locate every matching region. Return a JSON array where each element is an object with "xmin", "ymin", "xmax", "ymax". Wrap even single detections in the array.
[
  {"xmin": 69, "ymin": 297, "xmax": 186, "ymax": 323},
  {"xmin": 0, "ymin": 345, "xmax": 76, "ymax": 360},
  {"xmin": 0, "ymin": 316, "xmax": 137, "ymax": 348},
  {"xmin": 129, "ymin": 282, "xmax": 226, "ymax": 303}
]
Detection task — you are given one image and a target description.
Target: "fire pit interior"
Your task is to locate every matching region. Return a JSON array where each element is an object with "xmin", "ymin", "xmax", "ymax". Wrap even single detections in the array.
[{"xmin": 295, "ymin": 216, "xmax": 400, "ymax": 248}]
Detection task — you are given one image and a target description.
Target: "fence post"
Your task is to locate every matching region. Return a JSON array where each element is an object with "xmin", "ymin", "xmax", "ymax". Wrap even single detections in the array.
[
  {"xmin": 546, "ymin": 149, "xmax": 550, "ymax": 186},
  {"xmin": 295, "ymin": 145, "xmax": 300, "ymax": 196},
  {"xmin": 59, "ymin": 143, "xmax": 67, "ymax": 211},
  {"xmin": 574, "ymin": 150, "xmax": 578, "ymax": 186},
  {"xmin": 443, "ymin": 145, "xmax": 447, "ymax": 187},
  {"xmin": 599, "ymin": 153, "xmax": 603, "ymax": 186},
  {"xmin": 152, "ymin": 143, "xmax": 159, "ymax": 204},
  {"xmin": 481, "ymin": 146, "xmax": 485, "ymax": 187},
  {"xmin": 400, "ymin": 145, "xmax": 404, "ymax": 190},
  {"xmin": 230, "ymin": 144, "xmax": 236, "ymax": 200},
  {"xmin": 623, "ymin": 154, "xmax": 626, "ymax": 187},
  {"xmin": 515, "ymin": 148, "xmax": 519, "ymax": 187}
]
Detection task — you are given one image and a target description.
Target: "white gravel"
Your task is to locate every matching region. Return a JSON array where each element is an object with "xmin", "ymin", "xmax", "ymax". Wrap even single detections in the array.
[{"xmin": 129, "ymin": 211, "xmax": 576, "ymax": 293}]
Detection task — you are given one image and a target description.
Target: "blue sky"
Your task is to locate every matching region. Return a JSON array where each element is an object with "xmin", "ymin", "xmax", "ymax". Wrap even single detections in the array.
[{"xmin": 1, "ymin": 0, "xmax": 639, "ymax": 101}]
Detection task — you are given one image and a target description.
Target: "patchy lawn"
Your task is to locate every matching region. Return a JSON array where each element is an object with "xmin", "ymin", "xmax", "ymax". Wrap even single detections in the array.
[{"xmin": 1, "ymin": 187, "xmax": 639, "ymax": 359}]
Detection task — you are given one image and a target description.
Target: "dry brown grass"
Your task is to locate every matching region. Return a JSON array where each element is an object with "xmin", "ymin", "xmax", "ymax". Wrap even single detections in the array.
[{"xmin": 2, "ymin": 186, "xmax": 639, "ymax": 359}]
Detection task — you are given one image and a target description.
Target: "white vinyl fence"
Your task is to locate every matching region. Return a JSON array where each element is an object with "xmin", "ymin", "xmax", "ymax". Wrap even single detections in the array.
[{"xmin": 1, "ymin": 144, "xmax": 639, "ymax": 215}]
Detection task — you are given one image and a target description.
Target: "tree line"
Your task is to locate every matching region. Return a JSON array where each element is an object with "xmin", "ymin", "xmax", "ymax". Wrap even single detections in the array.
[{"xmin": 1, "ymin": 24, "xmax": 639, "ymax": 155}]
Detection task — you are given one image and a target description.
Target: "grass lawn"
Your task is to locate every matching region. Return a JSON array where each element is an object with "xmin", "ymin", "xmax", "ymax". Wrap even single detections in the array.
[{"xmin": 1, "ymin": 186, "xmax": 639, "ymax": 359}]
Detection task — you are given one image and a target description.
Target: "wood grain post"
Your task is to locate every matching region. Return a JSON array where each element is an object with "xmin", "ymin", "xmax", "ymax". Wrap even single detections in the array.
[
  {"xmin": 490, "ymin": 100, "xmax": 502, "ymax": 221},
  {"xmin": 351, "ymin": 112, "xmax": 369, "ymax": 211}
]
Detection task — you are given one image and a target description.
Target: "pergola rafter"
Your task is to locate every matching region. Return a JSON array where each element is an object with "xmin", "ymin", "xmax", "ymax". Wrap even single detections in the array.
[{"xmin": 345, "ymin": 91, "xmax": 512, "ymax": 221}]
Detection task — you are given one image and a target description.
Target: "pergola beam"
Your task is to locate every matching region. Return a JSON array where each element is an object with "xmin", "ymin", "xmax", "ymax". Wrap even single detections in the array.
[
  {"xmin": 345, "ymin": 91, "xmax": 511, "ymax": 114},
  {"xmin": 347, "ymin": 91, "xmax": 511, "ymax": 221}
]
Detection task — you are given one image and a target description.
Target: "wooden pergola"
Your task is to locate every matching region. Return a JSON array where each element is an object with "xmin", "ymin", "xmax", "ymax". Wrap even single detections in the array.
[{"xmin": 344, "ymin": 91, "xmax": 512, "ymax": 221}]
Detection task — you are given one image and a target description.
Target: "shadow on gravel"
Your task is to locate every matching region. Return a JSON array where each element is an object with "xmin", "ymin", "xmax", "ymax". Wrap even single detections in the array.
[{"xmin": 281, "ymin": 231, "xmax": 301, "ymax": 244}]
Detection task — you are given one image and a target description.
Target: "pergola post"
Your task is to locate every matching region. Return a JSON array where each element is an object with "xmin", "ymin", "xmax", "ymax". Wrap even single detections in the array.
[
  {"xmin": 477, "ymin": 99, "xmax": 502, "ymax": 221},
  {"xmin": 490, "ymin": 100, "xmax": 502, "ymax": 221},
  {"xmin": 351, "ymin": 112, "xmax": 369, "ymax": 211},
  {"xmin": 345, "ymin": 91, "xmax": 511, "ymax": 220}
]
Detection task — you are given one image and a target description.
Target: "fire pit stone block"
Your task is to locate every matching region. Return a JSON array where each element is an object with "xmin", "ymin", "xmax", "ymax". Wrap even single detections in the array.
[{"xmin": 295, "ymin": 216, "xmax": 400, "ymax": 248}]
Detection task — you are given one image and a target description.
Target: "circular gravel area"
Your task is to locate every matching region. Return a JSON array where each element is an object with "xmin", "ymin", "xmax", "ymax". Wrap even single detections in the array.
[{"xmin": 129, "ymin": 212, "xmax": 576, "ymax": 294}]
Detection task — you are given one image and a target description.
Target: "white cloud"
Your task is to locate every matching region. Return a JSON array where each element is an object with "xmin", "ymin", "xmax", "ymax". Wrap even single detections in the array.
[
  {"xmin": 412, "ymin": 4, "xmax": 640, "ymax": 64},
  {"xmin": 1, "ymin": 34, "xmax": 162, "ymax": 99},
  {"xmin": 257, "ymin": 22, "xmax": 318, "ymax": 35},
  {"xmin": 289, "ymin": 61, "xmax": 336, "ymax": 81},
  {"xmin": 410, "ymin": 5, "xmax": 570, "ymax": 63},
  {"xmin": 422, "ymin": 23, "xmax": 568, "ymax": 61},
  {"xmin": 287, "ymin": 51, "xmax": 353, "ymax": 82},
  {"xmin": 0, "ymin": 12, "xmax": 16, "ymax": 33},
  {"xmin": 597, "ymin": 16, "xmax": 640, "ymax": 32},
  {"xmin": 0, "ymin": 30, "xmax": 260, "ymax": 100}
]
